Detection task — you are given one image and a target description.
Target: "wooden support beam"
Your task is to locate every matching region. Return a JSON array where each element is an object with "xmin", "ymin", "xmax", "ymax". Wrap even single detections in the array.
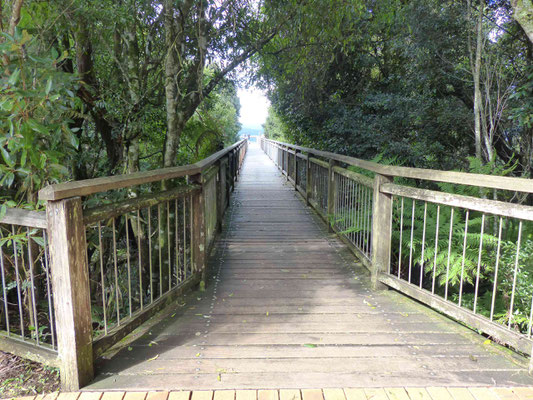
[
  {"xmin": 294, "ymin": 150, "xmax": 299, "ymax": 190},
  {"xmin": 190, "ymin": 178, "xmax": 207, "ymax": 283},
  {"xmin": 306, "ymin": 153, "xmax": 311, "ymax": 206},
  {"xmin": 216, "ymin": 159, "xmax": 227, "ymax": 233},
  {"xmin": 46, "ymin": 197, "xmax": 94, "ymax": 390},
  {"xmin": 370, "ymin": 174, "xmax": 392, "ymax": 290},
  {"xmin": 327, "ymin": 159, "xmax": 337, "ymax": 233}
]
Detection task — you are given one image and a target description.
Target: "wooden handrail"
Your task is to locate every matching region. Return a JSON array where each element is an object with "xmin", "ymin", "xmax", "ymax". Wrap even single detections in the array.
[
  {"xmin": 0, "ymin": 208, "xmax": 47, "ymax": 229},
  {"xmin": 38, "ymin": 140, "xmax": 247, "ymax": 201},
  {"xmin": 263, "ymin": 138, "xmax": 533, "ymax": 193}
]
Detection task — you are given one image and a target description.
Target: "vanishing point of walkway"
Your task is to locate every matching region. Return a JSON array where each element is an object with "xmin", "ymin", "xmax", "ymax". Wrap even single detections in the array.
[{"xmin": 87, "ymin": 144, "xmax": 533, "ymax": 390}]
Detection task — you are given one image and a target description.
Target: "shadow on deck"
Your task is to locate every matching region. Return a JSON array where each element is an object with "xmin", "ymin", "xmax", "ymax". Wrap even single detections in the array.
[{"xmin": 86, "ymin": 144, "xmax": 533, "ymax": 390}]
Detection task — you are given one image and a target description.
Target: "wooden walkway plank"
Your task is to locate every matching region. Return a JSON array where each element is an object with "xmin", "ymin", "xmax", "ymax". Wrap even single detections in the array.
[
  {"xmin": 468, "ymin": 388, "xmax": 500, "ymax": 400},
  {"xmin": 191, "ymin": 392, "xmax": 213, "ymax": 400},
  {"xmin": 235, "ymin": 391, "xmax": 257, "ymax": 400},
  {"xmin": 384, "ymin": 388, "xmax": 410, "ymax": 400},
  {"xmin": 168, "ymin": 393, "xmax": 191, "ymax": 400},
  {"xmin": 491, "ymin": 388, "xmax": 520, "ymax": 400},
  {"xmin": 425, "ymin": 387, "xmax": 453, "ymax": 400},
  {"xmin": 78, "ymin": 394, "xmax": 103, "ymax": 400},
  {"xmin": 512, "ymin": 388, "xmax": 533, "ymax": 400},
  {"xmin": 123, "ymin": 393, "xmax": 147, "ymax": 400},
  {"xmin": 363, "ymin": 389, "xmax": 387, "ymax": 400},
  {"xmin": 404, "ymin": 389, "xmax": 431, "ymax": 400},
  {"xmin": 57, "ymin": 394, "xmax": 81, "ymax": 400},
  {"xmin": 323, "ymin": 389, "xmax": 346, "ymax": 400},
  {"xmin": 343, "ymin": 389, "xmax": 367, "ymax": 400},
  {"xmin": 301, "ymin": 390, "xmax": 324, "ymax": 400},
  {"xmin": 280, "ymin": 390, "xmax": 301, "ymax": 400},
  {"xmin": 213, "ymin": 391, "xmax": 235, "ymax": 400},
  {"xmin": 101, "ymin": 393, "xmax": 125, "ymax": 400},
  {"xmin": 446, "ymin": 388, "xmax": 475, "ymax": 400},
  {"xmin": 257, "ymin": 391, "xmax": 278, "ymax": 400},
  {"xmin": 146, "ymin": 393, "xmax": 169, "ymax": 400}
]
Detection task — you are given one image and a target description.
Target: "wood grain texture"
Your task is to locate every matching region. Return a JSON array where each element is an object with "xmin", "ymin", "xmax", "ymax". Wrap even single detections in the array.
[
  {"xmin": 0, "ymin": 208, "xmax": 47, "ymax": 228},
  {"xmin": 39, "ymin": 141, "xmax": 246, "ymax": 201},
  {"xmin": 47, "ymin": 197, "xmax": 93, "ymax": 391},
  {"xmin": 262, "ymin": 139, "xmax": 533, "ymax": 193},
  {"xmin": 380, "ymin": 183, "xmax": 533, "ymax": 221}
]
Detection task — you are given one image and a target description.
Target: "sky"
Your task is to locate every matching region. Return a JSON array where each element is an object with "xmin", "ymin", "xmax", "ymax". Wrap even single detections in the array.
[{"xmin": 237, "ymin": 87, "xmax": 270, "ymax": 130}]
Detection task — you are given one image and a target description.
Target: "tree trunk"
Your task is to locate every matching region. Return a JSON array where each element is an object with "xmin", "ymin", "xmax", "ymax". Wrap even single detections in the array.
[
  {"xmin": 512, "ymin": 0, "xmax": 533, "ymax": 44},
  {"xmin": 472, "ymin": 0, "xmax": 484, "ymax": 162}
]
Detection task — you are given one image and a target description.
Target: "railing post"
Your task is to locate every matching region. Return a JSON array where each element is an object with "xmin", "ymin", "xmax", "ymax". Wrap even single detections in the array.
[
  {"xmin": 234, "ymin": 147, "xmax": 239, "ymax": 182},
  {"xmin": 371, "ymin": 174, "xmax": 393, "ymax": 290},
  {"xmin": 229, "ymin": 152, "xmax": 235, "ymax": 192},
  {"xmin": 294, "ymin": 149, "xmax": 299, "ymax": 189},
  {"xmin": 282, "ymin": 147, "xmax": 287, "ymax": 180},
  {"xmin": 306, "ymin": 153, "xmax": 311, "ymax": 206},
  {"xmin": 327, "ymin": 158, "xmax": 337, "ymax": 232},
  {"xmin": 216, "ymin": 158, "xmax": 226, "ymax": 233},
  {"xmin": 46, "ymin": 197, "xmax": 93, "ymax": 390},
  {"xmin": 191, "ymin": 175, "xmax": 207, "ymax": 284}
]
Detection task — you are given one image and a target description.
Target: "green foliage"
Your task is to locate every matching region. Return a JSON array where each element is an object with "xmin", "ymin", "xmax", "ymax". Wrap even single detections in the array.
[
  {"xmin": 263, "ymin": 107, "xmax": 287, "ymax": 141},
  {"xmin": 0, "ymin": 28, "xmax": 80, "ymax": 203},
  {"xmin": 257, "ymin": 0, "xmax": 532, "ymax": 176},
  {"xmin": 388, "ymin": 157, "xmax": 533, "ymax": 333},
  {"xmin": 178, "ymin": 77, "xmax": 242, "ymax": 164}
]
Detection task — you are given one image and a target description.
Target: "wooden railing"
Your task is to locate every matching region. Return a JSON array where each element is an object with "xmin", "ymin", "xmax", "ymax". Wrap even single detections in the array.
[
  {"xmin": 261, "ymin": 137, "xmax": 533, "ymax": 369},
  {"xmin": 0, "ymin": 139, "xmax": 247, "ymax": 390}
]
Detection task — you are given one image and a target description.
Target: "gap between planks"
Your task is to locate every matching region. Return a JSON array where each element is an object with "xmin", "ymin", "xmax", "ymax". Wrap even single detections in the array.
[{"xmin": 6, "ymin": 387, "xmax": 533, "ymax": 400}]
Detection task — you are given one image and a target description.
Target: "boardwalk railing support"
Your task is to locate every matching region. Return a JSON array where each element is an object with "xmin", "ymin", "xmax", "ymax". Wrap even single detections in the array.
[
  {"xmin": 46, "ymin": 197, "xmax": 94, "ymax": 390},
  {"xmin": 191, "ymin": 174, "xmax": 207, "ymax": 285},
  {"xmin": 294, "ymin": 149, "xmax": 299, "ymax": 190},
  {"xmin": 327, "ymin": 158, "xmax": 337, "ymax": 232},
  {"xmin": 371, "ymin": 174, "xmax": 392, "ymax": 290},
  {"xmin": 306, "ymin": 153, "xmax": 311, "ymax": 206}
]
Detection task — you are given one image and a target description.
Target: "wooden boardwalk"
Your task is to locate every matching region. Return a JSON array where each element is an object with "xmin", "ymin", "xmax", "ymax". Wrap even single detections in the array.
[
  {"xmin": 86, "ymin": 144, "xmax": 533, "ymax": 390},
  {"xmin": 9, "ymin": 387, "xmax": 533, "ymax": 400}
]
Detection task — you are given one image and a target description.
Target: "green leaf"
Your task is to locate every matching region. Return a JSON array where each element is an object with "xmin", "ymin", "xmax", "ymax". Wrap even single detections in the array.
[
  {"xmin": 32, "ymin": 236, "xmax": 45, "ymax": 247},
  {"xmin": 0, "ymin": 146, "xmax": 13, "ymax": 167},
  {"xmin": 8, "ymin": 69, "xmax": 20, "ymax": 86},
  {"xmin": 45, "ymin": 78, "xmax": 53, "ymax": 95},
  {"xmin": 303, "ymin": 343, "xmax": 317, "ymax": 348},
  {"xmin": 27, "ymin": 119, "xmax": 49, "ymax": 135}
]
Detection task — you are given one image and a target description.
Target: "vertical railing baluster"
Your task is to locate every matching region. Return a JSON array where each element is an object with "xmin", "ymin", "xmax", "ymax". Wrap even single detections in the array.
[
  {"xmin": 0, "ymin": 232, "xmax": 10, "ymax": 335},
  {"xmin": 158, "ymin": 204, "xmax": 162, "ymax": 296},
  {"xmin": 112, "ymin": 218, "xmax": 120, "ymax": 325},
  {"xmin": 444, "ymin": 208, "xmax": 455, "ymax": 301},
  {"xmin": 459, "ymin": 211, "xmax": 470, "ymax": 307},
  {"xmin": 419, "ymin": 202, "xmax": 427, "ymax": 288},
  {"xmin": 98, "ymin": 222, "xmax": 107, "ymax": 335},
  {"xmin": 12, "ymin": 227, "xmax": 24, "ymax": 339},
  {"xmin": 473, "ymin": 214, "xmax": 485, "ymax": 313},
  {"xmin": 431, "ymin": 205, "xmax": 440, "ymax": 294},
  {"xmin": 167, "ymin": 201, "xmax": 171, "ymax": 292},
  {"xmin": 125, "ymin": 215, "xmax": 132, "ymax": 317},
  {"xmin": 408, "ymin": 199, "xmax": 416, "ymax": 284},
  {"xmin": 137, "ymin": 209, "xmax": 143, "ymax": 310},
  {"xmin": 175, "ymin": 199, "xmax": 180, "ymax": 285},
  {"xmin": 148, "ymin": 207, "xmax": 153, "ymax": 304},
  {"xmin": 508, "ymin": 221, "xmax": 523, "ymax": 329},
  {"xmin": 490, "ymin": 217, "xmax": 503, "ymax": 321}
]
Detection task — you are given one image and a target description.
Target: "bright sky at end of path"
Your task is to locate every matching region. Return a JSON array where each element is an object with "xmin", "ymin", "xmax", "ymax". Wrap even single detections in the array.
[{"xmin": 238, "ymin": 88, "xmax": 270, "ymax": 129}]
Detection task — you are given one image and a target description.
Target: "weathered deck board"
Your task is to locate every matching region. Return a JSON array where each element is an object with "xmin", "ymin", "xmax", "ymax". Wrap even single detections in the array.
[
  {"xmin": 86, "ymin": 144, "xmax": 533, "ymax": 390},
  {"xmin": 8, "ymin": 388, "xmax": 533, "ymax": 400}
]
